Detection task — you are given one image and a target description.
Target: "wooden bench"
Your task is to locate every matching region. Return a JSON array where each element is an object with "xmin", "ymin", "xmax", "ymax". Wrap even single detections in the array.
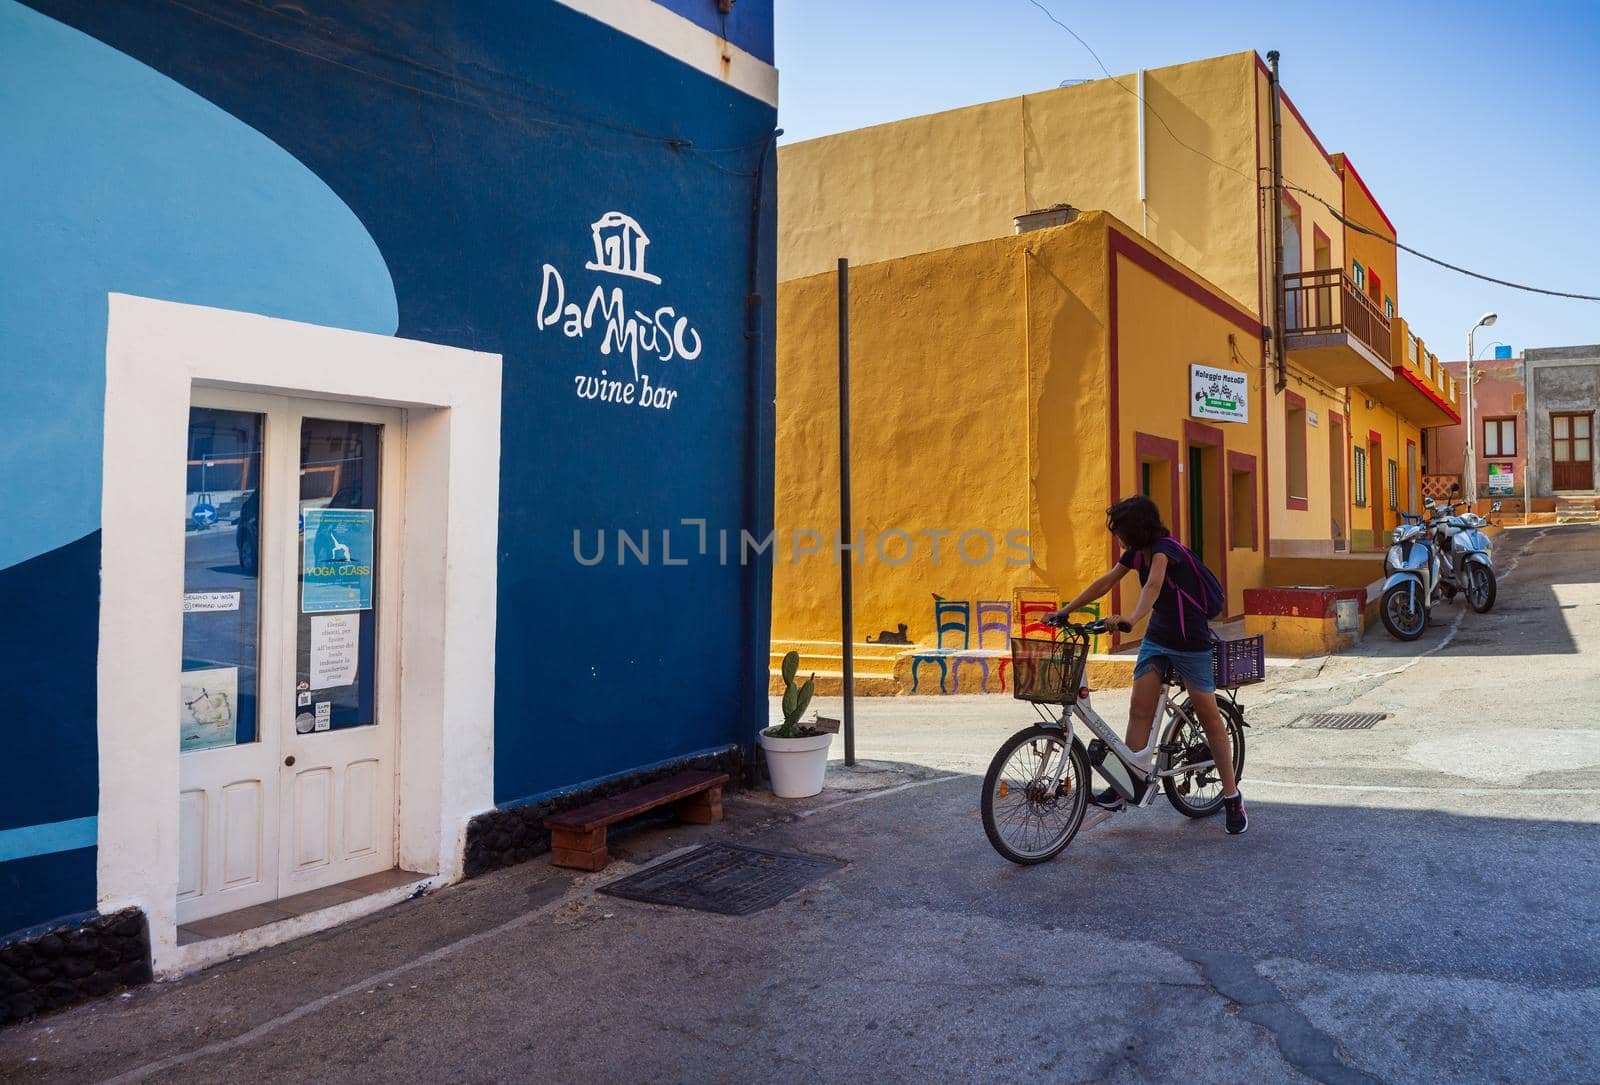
[{"xmin": 543, "ymin": 770, "xmax": 729, "ymax": 871}]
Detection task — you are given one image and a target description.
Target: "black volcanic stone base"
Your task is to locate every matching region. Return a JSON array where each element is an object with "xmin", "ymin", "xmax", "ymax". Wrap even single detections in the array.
[
  {"xmin": 465, "ymin": 748, "xmax": 748, "ymax": 878},
  {"xmin": 0, "ymin": 909, "xmax": 151, "ymax": 1028}
]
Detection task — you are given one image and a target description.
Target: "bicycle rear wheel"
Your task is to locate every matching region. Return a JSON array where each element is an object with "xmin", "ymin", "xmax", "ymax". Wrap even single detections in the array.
[
  {"xmin": 981, "ymin": 726, "xmax": 1089, "ymax": 865},
  {"xmin": 1162, "ymin": 698, "xmax": 1245, "ymax": 818}
]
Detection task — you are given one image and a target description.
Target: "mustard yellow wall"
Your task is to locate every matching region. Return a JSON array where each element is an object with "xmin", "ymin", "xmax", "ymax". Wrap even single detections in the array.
[
  {"xmin": 771, "ymin": 220, "xmax": 1112, "ymax": 646},
  {"xmin": 1333, "ymin": 155, "xmax": 1398, "ymax": 313},
  {"xmin": 772, "ymin": 212, "xmax": 1268, "ymax": 647},
  {"xmin": 1346, "ymin": 394, "xmax": 1423, "ymax": 547},
  {"xmin": 779, "ymin": 51, "xmax": 1265, "ymax": 319},
  {"xmin": 1110, "ymin": 238, "xmax": 1267, "ymax": 621},
  {"xmin": 776, "ymin": 46, "xmax": 1442, "ymax": 607},
  {"xmin": 1246, "ymin": 65, "xmax": 1353, "ymax": 555},
  {"xmin": 1260, "ymin": 373, "xmax": 1347, "ymax": 554},
  {"xmin": 1255, "ymin": 68, "xmax": 1344, "ymax": 286}
]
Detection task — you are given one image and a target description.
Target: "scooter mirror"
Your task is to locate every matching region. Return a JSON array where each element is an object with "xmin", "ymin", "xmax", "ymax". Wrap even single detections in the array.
[
  {"xmin": 1450, "ymin": 482, "xmax": 1461, "ymax": 494},
  {"xmin": 1424, "ymin": 497, "xmax": 1435, "ymax": 508},
  {"xmin": 1491, "ymin": 501, "xmax": 1502, "ymax": 512}
]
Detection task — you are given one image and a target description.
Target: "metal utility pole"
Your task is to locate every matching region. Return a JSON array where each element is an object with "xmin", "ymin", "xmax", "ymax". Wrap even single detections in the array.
[
  {"xmin": 837, "ymin": 258, "xmax": 856, "ymax": 767},
  {"xmin": 1465, "ymin": 312, "xmax": 1498, "ymax": 509},
  {"xmin": 1267, "ymin": 50, "xmax": 1287, "ymax": 393}
]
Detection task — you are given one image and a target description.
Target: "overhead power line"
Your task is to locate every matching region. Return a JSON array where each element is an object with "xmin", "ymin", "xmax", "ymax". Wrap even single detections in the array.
[
  {"xmin": 1281, "ymin": 183, "xmax": 1600, "ymax": 302},
  {"xmin": 1022, "ymin": 0, "xmax": 1600, "ymax": 304}
]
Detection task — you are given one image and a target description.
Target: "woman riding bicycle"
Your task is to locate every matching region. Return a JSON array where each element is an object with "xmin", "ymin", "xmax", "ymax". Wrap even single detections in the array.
[{"xmin": 1049, "ymin": 495, "xmax": 1247, "ymax": 835}]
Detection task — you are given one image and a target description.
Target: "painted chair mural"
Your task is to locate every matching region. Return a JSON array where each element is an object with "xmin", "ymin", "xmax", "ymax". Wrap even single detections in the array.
[
  {"xmin": 975, "ymin": 600, "xmax": 1011, "ymax": 650},
  {"xmin": 933, "ymin": 595, "xmax": 970, "ymax": 649},
  {"xmin": 907, "ymin": 588, "xmax": 1103, "ymax": 694}
]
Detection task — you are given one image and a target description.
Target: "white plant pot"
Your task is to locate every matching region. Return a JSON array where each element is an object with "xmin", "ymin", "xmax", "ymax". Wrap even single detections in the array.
[{"xmin": 757, "ymin": 730, "xmax": 833, "ymax": 798}]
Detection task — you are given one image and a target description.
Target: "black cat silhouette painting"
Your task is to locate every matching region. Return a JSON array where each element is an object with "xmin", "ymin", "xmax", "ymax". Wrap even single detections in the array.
[{"xmin": 866, "ymin": 623, "xmax": 911, "ymax": 645}]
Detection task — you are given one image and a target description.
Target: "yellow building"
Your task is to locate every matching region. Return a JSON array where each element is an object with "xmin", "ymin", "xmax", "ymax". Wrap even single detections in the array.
[
  {"xmin": 775, "ymin": 51, "xmax": 1459, "ymax": 662},
  {"xmin": 776, "ymin": 212, "xmax": 1265, "ymax": 656}
]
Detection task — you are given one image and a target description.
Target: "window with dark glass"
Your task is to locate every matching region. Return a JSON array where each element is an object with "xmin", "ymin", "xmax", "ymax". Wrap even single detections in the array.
[{"xmin": 295, "ymin": 419, "xmax": 382, "ymax": 735}]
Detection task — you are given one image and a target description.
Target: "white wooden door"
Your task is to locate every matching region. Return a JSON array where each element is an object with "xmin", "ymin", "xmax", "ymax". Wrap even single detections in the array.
[
  {"xmin": 178, "ymin": 392, "xmax": 402, "ymax": 922},
  {"xmin": 178, "ymin": 390, "xmax": 285, "ymax": 923},
  {"xmin": 277, "ymin": 401, "xmax": 403, "ymax": 896}
]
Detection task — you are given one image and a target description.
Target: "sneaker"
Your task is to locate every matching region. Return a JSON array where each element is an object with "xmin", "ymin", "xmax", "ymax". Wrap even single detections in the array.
[
  {"xmin": 1089, "ymin": 787, "xmax": 1126, "ymax": 811},
  {"xmin": 1223, "ymin": 791, "xmax": 1248, "ymax": 835}
]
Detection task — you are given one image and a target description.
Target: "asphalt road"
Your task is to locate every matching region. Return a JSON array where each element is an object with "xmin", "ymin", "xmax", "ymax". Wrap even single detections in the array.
[{"xmin": 2, "ymin": 525, "xmax": 1596, "ymax": 1084}]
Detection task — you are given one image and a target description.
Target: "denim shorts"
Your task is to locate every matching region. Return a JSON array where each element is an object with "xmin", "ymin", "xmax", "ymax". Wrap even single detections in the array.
[{"xmin": 1132, "ymin": 639, "xmax": 1217, "ymax": 694}]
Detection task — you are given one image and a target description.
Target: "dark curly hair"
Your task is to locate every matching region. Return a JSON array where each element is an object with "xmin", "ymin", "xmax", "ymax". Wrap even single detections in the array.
[{"xmin": 1106, "ymin": 495, "xmax": 1170, "ymax": 551}]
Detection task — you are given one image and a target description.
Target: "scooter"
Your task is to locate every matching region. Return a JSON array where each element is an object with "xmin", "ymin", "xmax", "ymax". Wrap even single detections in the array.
[
  {"xmin": 1380, "ymin": 510, "xmax": 1443, "ymax": 641},
  {"xmin": 1429, "ymin": 485, "xmax": 1501, "ymax": 614}
]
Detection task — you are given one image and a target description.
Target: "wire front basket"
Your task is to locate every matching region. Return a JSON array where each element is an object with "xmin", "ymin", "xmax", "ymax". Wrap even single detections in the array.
[
  {"xmin": 1010, "ymin": 637, "xmax": 1090, "ymax": 705},
  {"xmin": 1212, "ymin": 634, "xmax": 1265, "ymax": 687}
]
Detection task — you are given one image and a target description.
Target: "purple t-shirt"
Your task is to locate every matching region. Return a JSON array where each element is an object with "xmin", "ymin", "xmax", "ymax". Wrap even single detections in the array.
[{"xmin": 1118, "ymin": 537, "xmax": 1212, "ymax": 652}]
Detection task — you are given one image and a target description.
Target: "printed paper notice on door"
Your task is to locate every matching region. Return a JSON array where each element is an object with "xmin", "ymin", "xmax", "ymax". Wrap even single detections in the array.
[
  {"xmin": 301, "ymin": 508, "xmax": 374, "ymax": 613},
  {"xmin": 183, "ymin": 591, "xmax": 241, "ymax": 613},
  {"xmin": 180, "ymin": 666, "xmax": 238, "ymax": 751},
  {"xmin": 309, "ymin": 613, "xmax": 360, "ymax": 690}
]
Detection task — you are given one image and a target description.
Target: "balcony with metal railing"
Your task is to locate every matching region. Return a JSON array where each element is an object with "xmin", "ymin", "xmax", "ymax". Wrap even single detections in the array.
[
  {"xmin": 1282, "ymin": 269, "xmax": 1395, "ymax": 386},
  {"xmin": 1357, "ymin": 315, "xmax": 1461, "ymax": 428}
]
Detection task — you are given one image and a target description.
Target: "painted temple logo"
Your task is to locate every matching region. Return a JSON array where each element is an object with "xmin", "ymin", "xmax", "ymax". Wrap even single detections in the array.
[
  {"xmin": 584, "ymin": 211, "xmax": 662, "ymax": 285},
  {"xmin": 537, "ymin": 211, "xmax": 702, "ymax": 411}
]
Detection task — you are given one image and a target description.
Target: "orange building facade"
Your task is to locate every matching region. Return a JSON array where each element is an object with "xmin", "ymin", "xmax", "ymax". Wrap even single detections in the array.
[{"xmin": 774, "ymin": 52, "xmax": 1461, "ymax": 668}]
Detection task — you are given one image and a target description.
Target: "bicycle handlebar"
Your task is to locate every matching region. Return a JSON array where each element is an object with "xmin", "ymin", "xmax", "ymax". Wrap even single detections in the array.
[{"xmin": 1043, "ymin": 614, "xmax": 1132, "ymax": 635}]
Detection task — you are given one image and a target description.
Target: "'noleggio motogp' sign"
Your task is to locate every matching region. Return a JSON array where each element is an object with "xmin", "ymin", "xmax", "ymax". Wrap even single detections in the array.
[
  {"xmin": 1190, "ymin": 364, "xmax": 1249, "ymax": 423},
  {"xmin": 536, "ymin": 211, "xmax": 701, "ymax": 412}
]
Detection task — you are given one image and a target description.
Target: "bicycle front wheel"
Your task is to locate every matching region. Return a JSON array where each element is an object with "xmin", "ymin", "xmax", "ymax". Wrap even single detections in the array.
[{"xmin": 981, "ymin": 726, "xmax": 1089, "ymax": 865}]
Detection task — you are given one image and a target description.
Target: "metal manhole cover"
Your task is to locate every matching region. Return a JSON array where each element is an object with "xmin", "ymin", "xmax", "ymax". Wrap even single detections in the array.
[
  {"xmin": 597, "ymin": 844, "xmax": 845, "ymax": 916},
  {"xmin": 1289, "ymin": 712, "xmax": 1389, "ymax": 730}
]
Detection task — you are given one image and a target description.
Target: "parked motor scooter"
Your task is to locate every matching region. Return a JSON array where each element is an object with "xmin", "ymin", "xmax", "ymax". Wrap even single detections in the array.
[
  {"xmin": 1429, "ymin": 483, "xmax": 1501, "ymax": 613},
  {"xmin": 1380, "ymin": 510, "xmax": 1443, "ymax": 641}
]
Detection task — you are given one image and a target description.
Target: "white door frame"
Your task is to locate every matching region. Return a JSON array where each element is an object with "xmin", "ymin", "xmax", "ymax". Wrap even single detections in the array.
[{"xmin": 99, "ymin": 294, "xmax": 502, "ymax": 975}]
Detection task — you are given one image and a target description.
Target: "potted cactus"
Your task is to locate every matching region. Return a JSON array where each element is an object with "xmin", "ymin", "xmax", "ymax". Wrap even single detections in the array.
[{"xmin": 758, "ymin": 651, "xmax": 833, "ymax": 797}]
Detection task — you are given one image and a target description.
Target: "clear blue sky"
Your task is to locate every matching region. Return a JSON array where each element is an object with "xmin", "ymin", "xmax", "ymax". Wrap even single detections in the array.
[{"xmin": 774, "ymin": 0, "xmax": 1600, "ymax": 355}]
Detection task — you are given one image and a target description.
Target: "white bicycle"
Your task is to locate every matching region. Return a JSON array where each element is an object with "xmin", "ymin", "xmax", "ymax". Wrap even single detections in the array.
[{"xmin": 981, "ymin": 618, "xmax": 1248, "ymax": 865}]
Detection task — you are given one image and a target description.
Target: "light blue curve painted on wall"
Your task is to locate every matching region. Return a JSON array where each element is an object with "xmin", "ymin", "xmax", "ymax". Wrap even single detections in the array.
[
  {"xmin": 0, "ymin": 0, "xmax": 399, "ymax": 572},
  {"xmin": 0, "ymin": 816, "xmax": 98, "ymax": 863}
]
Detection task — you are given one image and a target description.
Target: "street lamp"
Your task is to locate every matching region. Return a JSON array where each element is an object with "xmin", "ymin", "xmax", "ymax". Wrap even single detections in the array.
[{"xmin": 1465, "ymin": 312, "xmax": 1498, "ymax": 507}]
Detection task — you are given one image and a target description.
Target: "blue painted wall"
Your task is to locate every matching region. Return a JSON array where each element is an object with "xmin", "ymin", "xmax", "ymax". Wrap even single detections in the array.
[
  {"xmin": 648, "ymin": 0, "xmax": 774, "ymax": 63},
  {"xmin": 2, "ymin": 0, "xmax": 776, "ymax": 932}
]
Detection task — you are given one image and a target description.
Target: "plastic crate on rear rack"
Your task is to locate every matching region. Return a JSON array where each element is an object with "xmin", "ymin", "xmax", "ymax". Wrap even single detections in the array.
[
  {"xmin": 1212, "ymin": 634, "xmax": 1265, "ymax": 688},
  {"xmin": 1010, "ymin": 637, "xmax": 1090, "ymax": 705}
]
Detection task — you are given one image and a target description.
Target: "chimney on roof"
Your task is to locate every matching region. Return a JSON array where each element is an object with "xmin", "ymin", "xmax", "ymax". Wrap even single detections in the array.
[{"xmin": 1013, "ymin": 204, "xmax": 1080, "ymax": 234}]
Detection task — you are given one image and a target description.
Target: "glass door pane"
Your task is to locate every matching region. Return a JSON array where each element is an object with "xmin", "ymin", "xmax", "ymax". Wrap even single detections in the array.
[
  {"xmin": 296, "ymin": 419, "xmax": 381, "ymax": 733},
  {"xmin": 181, "ymin": 408, "xmax": 263, "ymax": 751},
  {"xmin": 1576, "ymin": 416, "xmax": 1592, "ymax": 440},
  {"xmin": 1554, "ymin": 416, "xmax": 1569, "ymax": 440}
]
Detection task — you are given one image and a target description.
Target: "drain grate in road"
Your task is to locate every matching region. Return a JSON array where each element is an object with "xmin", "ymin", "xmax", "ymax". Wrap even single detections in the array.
[
  {"xmin": 597, "ymin": 844, "xmax": 845, "ymax": 916},
  {"xmin": 1288, "ymin": 712, "xmax": 1389, "ymax": 730}
]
